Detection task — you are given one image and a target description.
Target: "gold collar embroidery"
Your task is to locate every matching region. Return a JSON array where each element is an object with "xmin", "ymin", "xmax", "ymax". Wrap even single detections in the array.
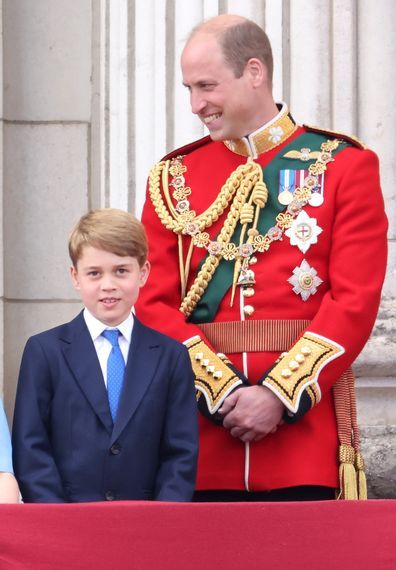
[{"xmin": 223, "ymin": 103, "xmax": 297, "ymax": 158}]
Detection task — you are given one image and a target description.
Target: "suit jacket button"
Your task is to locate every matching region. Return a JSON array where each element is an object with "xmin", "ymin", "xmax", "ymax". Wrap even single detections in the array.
[
  {"xmin": 105, "ymin": 491, "xmax": 115, "ymax": 501},
  {"xmin": 110, "ymin": 443, "xmax": 121, "ymax": 455}
]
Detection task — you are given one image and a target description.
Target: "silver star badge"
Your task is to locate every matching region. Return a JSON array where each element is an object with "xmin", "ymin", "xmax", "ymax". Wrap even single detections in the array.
[
  {"xmin": 288, "ymin": 259, "xmax": 323, "ymax": 301},
  {"xmin": 285, "ymin": 210, "xmax": 323, "ymax": 254}
]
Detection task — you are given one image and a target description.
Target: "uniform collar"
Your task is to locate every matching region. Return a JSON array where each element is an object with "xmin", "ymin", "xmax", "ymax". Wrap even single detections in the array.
[{"xmin": 223, "ymin": 103, "xmax": 297, "ymax": 158}]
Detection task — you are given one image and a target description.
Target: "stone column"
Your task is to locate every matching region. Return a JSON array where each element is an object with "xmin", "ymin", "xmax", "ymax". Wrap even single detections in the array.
[{"xmin": 2, "ymin": 0, "xmax": 92, "ymax": 416}]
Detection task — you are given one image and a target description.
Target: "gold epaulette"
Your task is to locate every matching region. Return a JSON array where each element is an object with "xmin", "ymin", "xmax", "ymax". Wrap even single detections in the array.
[
  {"xmin": 262, "ymin": 332, "xmax": 345, "ymax": 413},
  {"xmin": 303, "ymin": 124, "xmax": 367, "ymax": 150},
  {"xmin": 183, "ymin": 336, "xmax": 243, "ymax": 414}
]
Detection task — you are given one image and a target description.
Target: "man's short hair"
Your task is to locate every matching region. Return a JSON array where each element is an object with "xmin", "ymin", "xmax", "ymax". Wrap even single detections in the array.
[
  {"xmin": 219, "ymin": 19, "xmax": 274, "ymax": 81},
  {"xmin": 69, "ymin": 208, "xmax": 148, "ymax": 268},
  {"xmin": 190, "ymin": 17, "xmax": 274, "ymax": 83}
]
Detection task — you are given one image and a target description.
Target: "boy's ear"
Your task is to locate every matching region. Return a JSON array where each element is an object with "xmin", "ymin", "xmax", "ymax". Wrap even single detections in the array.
[
  {"xmin": 70, "ymin": 266, "xmax": 80, "ymax": 290},
  {"xmin": 139, "ymin": 261, "xmax": 151, "ymax": 287}
]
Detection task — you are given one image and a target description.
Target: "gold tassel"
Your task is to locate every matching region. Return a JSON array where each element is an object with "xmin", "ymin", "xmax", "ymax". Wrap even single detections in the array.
[
  {"xmin": 355, "ymin": 451, "xmax": 368, "ymax": 500},
  {"xmin": 338, "ymin": 445, "xmax": 358, "ymax": 500}
]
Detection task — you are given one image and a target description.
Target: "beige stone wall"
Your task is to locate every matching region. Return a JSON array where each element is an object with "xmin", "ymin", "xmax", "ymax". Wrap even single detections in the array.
[
  {"xmin": 1, "ymin": 0, "xmax": 91, "ymax": 413},
  {"xmin": 0, "ymin": 0, "xmax": 395, "ymax": 495}
]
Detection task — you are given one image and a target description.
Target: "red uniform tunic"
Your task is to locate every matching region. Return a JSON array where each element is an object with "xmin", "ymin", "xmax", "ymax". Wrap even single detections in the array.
[{"xmin": 136, "ymin": 112, "xmax": 388, "ymax": 492}]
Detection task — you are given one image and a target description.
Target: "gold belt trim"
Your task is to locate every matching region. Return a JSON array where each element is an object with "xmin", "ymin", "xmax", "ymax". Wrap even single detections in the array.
[{"xmin": 198, "ymin": 319, "xmax": 310, "ymax": 353}]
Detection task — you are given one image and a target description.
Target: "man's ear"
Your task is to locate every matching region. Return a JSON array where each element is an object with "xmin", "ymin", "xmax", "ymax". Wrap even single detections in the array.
[
  {"xmin": 245, "ymin": 57, "xmax": 267, "ymax": 88},
  {"xmin": 70, "ymin": 265, "xmax": 80, "ymax": 290}
]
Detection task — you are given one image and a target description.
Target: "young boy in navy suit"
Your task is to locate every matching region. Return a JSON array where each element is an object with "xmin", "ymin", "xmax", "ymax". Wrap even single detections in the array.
[{"xmin": 12, "ymin": 209, "xmax": 198, "ymax": 503}]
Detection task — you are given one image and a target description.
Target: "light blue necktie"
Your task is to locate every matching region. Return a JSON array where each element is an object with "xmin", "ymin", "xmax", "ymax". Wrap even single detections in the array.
[{"xmin": 102, "ymin": 329, "xmax": 125, "ymax": 422}]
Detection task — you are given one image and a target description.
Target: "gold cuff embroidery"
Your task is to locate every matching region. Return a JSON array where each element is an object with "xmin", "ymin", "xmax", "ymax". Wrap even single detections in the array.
[
  {"xmin": 184, "ymin": 336, "xmax": 243, "ymax": 414},
  {"xmin": 262, "ymin": 332, "xmax": 345, "ymax": 413}
]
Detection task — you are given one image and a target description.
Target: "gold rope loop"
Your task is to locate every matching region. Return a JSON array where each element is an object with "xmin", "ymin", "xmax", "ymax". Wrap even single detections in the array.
[
  {"xmin": 240, "ymin": 204, "xmax": 254, "ymax": 224},
  {"xmin": 252, "ymin": 182, "xmax": 268, "ymax": 208}
]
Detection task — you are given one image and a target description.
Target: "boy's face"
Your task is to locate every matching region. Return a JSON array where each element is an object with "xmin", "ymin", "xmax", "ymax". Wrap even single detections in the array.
[{"xmin": 70, "ymin": 246, "xmax": 150, "ymax": 327}]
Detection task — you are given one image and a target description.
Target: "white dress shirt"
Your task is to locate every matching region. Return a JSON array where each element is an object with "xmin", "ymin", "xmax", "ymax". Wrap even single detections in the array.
[{"xmin": 83, "ymin": 308, "xmax": 133, "ymax": 387}]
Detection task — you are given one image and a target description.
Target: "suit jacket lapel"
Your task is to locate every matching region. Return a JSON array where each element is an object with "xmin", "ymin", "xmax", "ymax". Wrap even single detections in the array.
[
  {"xmin": 61, "ymin": 312, "xmax": 113, "ymax": 434},
  {"xmin": 112, "ymin": 318, "xmax": 162, "ymax": 442}
]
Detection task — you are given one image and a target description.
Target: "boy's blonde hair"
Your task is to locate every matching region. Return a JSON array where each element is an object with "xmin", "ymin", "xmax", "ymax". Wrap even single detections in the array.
[{"xmin": 69, "ymin": 208, "xmax": 148, "ymax": 267}]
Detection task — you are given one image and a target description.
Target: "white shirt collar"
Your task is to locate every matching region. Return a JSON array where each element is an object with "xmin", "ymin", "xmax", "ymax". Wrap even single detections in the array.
[{"xmin": 83, "ymin": 308, "xmax": 134, "ymax": 343}]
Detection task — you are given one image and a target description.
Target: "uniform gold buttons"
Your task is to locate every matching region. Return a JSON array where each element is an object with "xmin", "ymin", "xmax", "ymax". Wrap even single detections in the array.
[{"xmin": 281, "ymin": 368, "xmax": 292, "ymax": 378}]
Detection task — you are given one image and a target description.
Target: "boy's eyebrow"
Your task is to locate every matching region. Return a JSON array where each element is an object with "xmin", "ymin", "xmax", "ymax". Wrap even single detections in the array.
[{"xmin": 80, "ymin": 261, "xmax": 134, "ymax": 271}]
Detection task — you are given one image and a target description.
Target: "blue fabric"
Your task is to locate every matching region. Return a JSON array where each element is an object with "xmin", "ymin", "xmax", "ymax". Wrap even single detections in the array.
[
  {"xmin": 0, "ymin": 400, "xmax": 13, "ymax": 473},
  {"xmin": 102, "ymin": 330, "xmax": 126, "ymax": 422}
]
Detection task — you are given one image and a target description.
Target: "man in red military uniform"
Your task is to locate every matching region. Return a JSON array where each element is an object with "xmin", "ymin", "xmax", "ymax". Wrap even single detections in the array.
[{"xmin": 135, "ymin": 14, "xmax": 388, "ymax": 501}]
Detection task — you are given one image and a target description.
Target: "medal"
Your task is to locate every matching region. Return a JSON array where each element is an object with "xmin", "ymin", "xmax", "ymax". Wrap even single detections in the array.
[
  {"xmin": 308, "ymin": 173, "xmax": 325, "ymax": 207},
  {"xmin": 308, "ymin": 190, "xmax": 324, "ymax": 207},
  {"xmin": 287, "ymin": 259, "xmax": 323, "ymax": 301},
  {"xmin": 278, "ymin": 170, "xmax": 295, "ymax": 205},
  {"xmin": 278, "ymin": 190, "xmax": 294, "ymax": 205},
  {"xmin": 285, "ymin": 210, "xmax": 323, "ymax": 253}
]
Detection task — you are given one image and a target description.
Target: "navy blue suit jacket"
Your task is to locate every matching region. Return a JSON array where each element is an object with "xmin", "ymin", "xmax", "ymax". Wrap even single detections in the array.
[{"xmin": 12, "ymin": 312, "xmax": 198, "ymax": 503}]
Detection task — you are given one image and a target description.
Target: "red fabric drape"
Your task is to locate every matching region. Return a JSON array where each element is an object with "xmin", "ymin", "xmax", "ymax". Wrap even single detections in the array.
[{"xmin": 1, "ymin": 501, "xmax": 395, "ymax": 569}]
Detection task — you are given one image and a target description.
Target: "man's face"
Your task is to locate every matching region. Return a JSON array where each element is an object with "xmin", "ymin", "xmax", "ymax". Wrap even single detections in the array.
[{"xmin": 181, "ymin": 34, "xmax": 260, "ymax": 141}]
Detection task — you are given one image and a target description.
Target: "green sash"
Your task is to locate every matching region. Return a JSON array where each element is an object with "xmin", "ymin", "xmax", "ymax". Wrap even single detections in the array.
[{"xmin": 189, "ymin": 132, "xmax": 348, "ymax": 323}]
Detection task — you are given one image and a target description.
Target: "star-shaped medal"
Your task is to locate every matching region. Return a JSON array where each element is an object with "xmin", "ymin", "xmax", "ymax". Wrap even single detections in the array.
[
  {"xmin": 285, "ymin": 210, "xmax": 323, "ymax": 253},
  {"xmin": 288, "ymin": 259, "xmax": 323, "ymax": 301}
]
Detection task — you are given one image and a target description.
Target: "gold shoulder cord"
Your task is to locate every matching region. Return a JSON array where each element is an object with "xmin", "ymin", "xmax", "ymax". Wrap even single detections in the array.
[
  {"xmin": 148, "ymin": 161, "xmax": 184, "ymax": 232},
  {"xmin": 148, "ymin": 158, "xmax": 267, "ymax": 311},
  {"xmin": 180, "ymin": 162, "xmax": 266, "ymax": 316},
  {"xmin": 149, "ymin": 158, "xmax": 253, "ymax": 233}
]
